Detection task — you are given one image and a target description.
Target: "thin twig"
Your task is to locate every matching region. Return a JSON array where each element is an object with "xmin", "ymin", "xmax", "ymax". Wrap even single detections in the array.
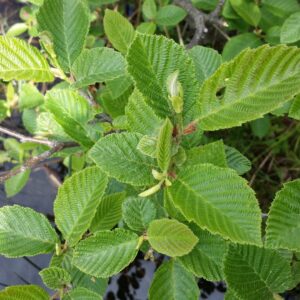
[{"xmin": 209, "ymin": 0, "xmax": 225, "ymax": 20}]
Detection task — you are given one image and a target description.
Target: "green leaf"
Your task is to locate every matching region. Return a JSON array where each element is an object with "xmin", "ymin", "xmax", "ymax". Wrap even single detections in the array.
[
  {"xmin": 147, "ymin": 218, "xmax": 198, "ymax": 257},
  {"xmin": 0, "ymin": 205, "xmax": 59, "ymax": 257},
  {"xmin": 192, "ymin": 0, "xmax": 218, "ymax": 11},
  {"xmin": 45, "ymin": 89, "xmax": 94, "ymax": 147},
  {"xmin": 250, "ymin": 116, "xmax": 270, "ymax": 139},
  {"xmin": 37, "ymin": 0, "xmax": 90, "ymax": 71},
  {"xmin": 39, "ymin": 267, "xmax": 71, "ymax": 290},
  {"xmin": 281, "ymin": 12, "xmax": 300, "ymax": 44},
  {"xmin": 188, "ymin": 46, "xmax": 222, "ymax": 85},
  {"xmin": 185, "ymin": 140, "xmax": 227, "ymax": 168},
  {"xmin": 157, "ymin": 118, "xmax": 173, "ymax": 172},
  {"xmin": 6, "ymin": 23, "xmax": 28, "ymax": 37},
  {"xmin": 143, "ymin": 0, "xmax": 157, "ymax": 20},
  {"xmin": 178, "ymin": 225, "xmax": 227, "ymax": 281},
  {"xmin": 127, "ymin": 34, "xmax": 199, "ymax": 123},
  {"xmin": 89, "ymin": 132, "xmax": 156, "ymax": 186},
  {"xmin": 156, "ymin": 5, "xmax": 187, "ymax": 26},
  {"xmin": 0, "ymin": 36, "xmax": 53, "ymax": 82},
  {"xmin": 103, "ymin": 9, "xmax": 135, "ymax": 54},
  {"xmin": 137, "ymin": 136, "xmax": 157, "ymax": 158},
  {"xmin": 122, "ymin": 196, "xmax": 157, "ymax": 232},
  {"xmin": 54, "ymin": 167, "xmax": 108, "ymax": 246},
  {"xmin": 262, "ymin": 0, "xmax": 300, "ymax": 18},
  {"xmin": 0, "ymin": 285, "xmax": 49, "ymax": 300},
  {"xmin": 168, "ymin": 164, "xmax": 262, "ymax": 245},
  {"xmin": 63, "ymin": 287, "xmax": 102, "ymax": 300},
  {"xmin": 230, "ymin": 0, "xmax": 261, "ymax": 26},
  {"xmin": 149, "ymin": 260, "xmax": 199, "ymax": 300},
  {"xmin": 4, "ymin": 169, "xmax": 30, "ymax": 198},
  {"xmin": 224, "ymin": 244, "xmax": 294, "ymax": 299},
  {"xmin": 19, "ymin": 83, "xmax": 44, "ymax": 110},
  {"xmin": 289, "ymin": 94, "xmax": 300, "ymax": 120},
  {"xmin": 225, "ymin": 145, "xmax": 251, "ymax": 175},
  {"xmin": 71, "ymin": 48, "xmax": 126, "ymax": 88},
  {"xmin": 195, "ymin": 45, "xmax": 300, "ymax": 131},
  {"xmin": 222, "ymin": 33, "xmax": 263, "ymax": 62},
  {"xmin": 137, "ymin": 22, "xmax": 157, "ymax": 34},
  {"xmin": 266, "ymin": 179, "xmax": 300, "ymax": 251},
  {"xmin": 125, "ymin": 89, "xmax": 163, "ymax": 135},
  {"xmin": 73, "ymin": 229, "xmax": 139, "ymax": 278},
  {"xmin": 90, "ymin": 192, "xmax": 126, "ymax": 232}
]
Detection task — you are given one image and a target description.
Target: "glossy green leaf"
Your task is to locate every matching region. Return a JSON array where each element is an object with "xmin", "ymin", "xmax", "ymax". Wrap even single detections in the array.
[
  {"xmin": 0, "ymin": 285, "xmax": 49, "ymax": 300},
  {"xmin": 39, "ymin": 267, "xmax": 71, "ymax": 290}
]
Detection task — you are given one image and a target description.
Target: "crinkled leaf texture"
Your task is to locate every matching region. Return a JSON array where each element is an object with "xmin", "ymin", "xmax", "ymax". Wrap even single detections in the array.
[
  {"xmin": 54, "ymin": 166, "xmax": 108, "ymax": 246},
  {"xmin": 195, "ymin": 45, "xmax": 300, "ymax": 130},
  {"xmin": 0, "ymin": 36, "xmax": 53, "ymax": 82},
  {"xmin": 266, "ymin": 179, "xmax": 300, "ymax": 251},
  {"xmin": 224, "ymin": 244, "xmax": 294, "ymax": 300},
  {"xmin": 0, "ymin": 285, "xmax": 49, "ymax": 300},
  {"xmin": 149, "ymin": 260, "xmax": 199, "ymax": 300},
  {"xmin": 37, "ymin": 0, "xmax": 90, "ymax": 71},
  {"xmin": 147, "ymin": 218, "xmax": 198, "ymax": 257},
  {"xmin": 0, "ymin": 205, "xmax": 58, "ymax": 257},
  {"xmin": 225, "ymin": 145, "xmax": 251, "ymax": 175},
  {"xmin": 168, "ymin": 164, "xmax": 262, "ymax": 245},
  {"xmin": 63, "ymin": 287, "xmax": 102, "ymax": 300},
  {"xmin": 73, "ymin": 229, "xmax": 139, "ymax": 278},
  {"xmin": 39, "ymin": 267, "xmax": 71, "ymax": 290},
  {"xmin": 89, "ymin": 132, "xmax": 156, "ymax": 186}
]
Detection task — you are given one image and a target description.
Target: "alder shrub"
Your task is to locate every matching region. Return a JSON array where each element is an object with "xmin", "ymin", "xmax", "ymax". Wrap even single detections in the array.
[{"xmin": 0, "ymin": 1, "xmax": 300, "ymax": 300}]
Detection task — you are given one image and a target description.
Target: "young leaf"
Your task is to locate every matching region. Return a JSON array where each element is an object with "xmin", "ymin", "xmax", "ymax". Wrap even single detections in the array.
[
  {"xmin": 149, "ymin": 260, "xmax": 199, "ymax": 300},
  {"xmin": 156, "ymin": 118, "xmax": 173, "ymax": 172},
  {"xmin": 168, "ymin": 164, "xmax": 262, "ymax": 245},
  {"xmin": 63, "ymin": 287, "xmax": 102, "ymax": 300},
  {"xmin": 147, "ymin": 218, "xmax": 198, "ymax": 257},
  {"xmin": 155, "ymin": 5, "xmax": 187, "ymax": 26},
  {"xmin": 39, "ymin": 267, "xmax": 71, "ymax": 290},
  {"xmin": 178, "ymin": 225, "xmax": 227, "ymax": 281},
  {"xmin": 0, "ymin": 205, "xmax": 59, "ymax": 257},
  {"xmin": 225, "ymin": 145, "xmax": 251, "ymax": 175},
  {"xmin": 266, "ymin": 179, "xmax": 300, "ymax": 251},
  {"xmin": 19, "ymin": 83, "xmax": 44, "ymax": 110},
  {"xmin": 188, "ymin": 46, "xmax": 222, "ymax": 85},
  {"xmin": 122, "ymin": 197, "xmax": 157, "ymax": 232},
  {"xmin": 73, "ymin": 229, "xmax": 139, "ymax": 278},
  {"xmin": 54, "ymin": 167, "xmax": 108, "ymax": 246},
  {"xmin": 37, "ymin": 0, "xmax": 90, "ymax": 71},
  {"xmin": 71, "ymin": 48, "xmax": 126, "ymax": 88},
  {"xmin": 137, "ymin": 136, "xmax": 157, "ymax": 158},
  {"xmin": 127, "ymin": 34, "xmax": 199, "ymax": 123},
  {"xmin": 90, "ymin": 192, "xmax": 126, "ymax": 232},
  {"xmin": 195, "ymin": 45, "xmax": 300, "ymax": 131},
  {"xmin": 89, "ymin": 132, "xmax": 156, "ymax": 186},
  {"xmin": 103, "ymin": 9, "xmax": 135, "ymax": 54},
  {"xmin": 280, "ymin": 12, "xmax": 300, "ymax": 44},
  {"xmin": 4, "ymin": 169, "xmax": 30, "ymax": 198},
  {"xmin": 142, "ymin": 0, "xmax": 157, "ymax": 20},
  {"xmin": 45, "ymin": 89, "xmax": 94, "ymax": 147},
  {"xmin": 0, "ymin": 285, "xmax": 49, "ymax": 300},
  {"xmin": 224, "ymin": 244, "xmax": 294, "ymax": 299},
  {"xmin": 0, "ymin": 36, "xmax": 53, "ymax": 82}
]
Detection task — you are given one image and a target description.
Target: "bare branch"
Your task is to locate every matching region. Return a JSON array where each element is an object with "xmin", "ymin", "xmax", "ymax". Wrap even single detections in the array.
[{"xmin": 209, "ymin": 0, "xmax": 225, "ymax": 20}]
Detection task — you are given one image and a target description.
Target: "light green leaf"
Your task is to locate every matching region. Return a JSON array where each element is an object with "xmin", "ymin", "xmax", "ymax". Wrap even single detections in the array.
[
  {"xmin": 37, "ymin": 0, "xmax": 90, "ymax": 71},
  {"xmin": 0, "ymin": 36, "xmax": 53, "ymax": 82},
  {"xmin": 266, "ymin": 179, "xmax": 300, "ymax": 251},
  {"xmin": 125, "ymin": 89, "xmax": 163, "ymax": 135},
  {"xmin": 137, "ymin": 136, "xmax": 157, "ymax": 158},
  {"xmin": 225, "ymin": 145, "xmax": 251, "ymax": 175},
  {"xmin": 89, "ymin": 132, "xmax": 156, "ymax": 186},
  {"xmin": 54, "ymin": 167, "xmax": 108, "ymax": 246},
  {"xmin": 149, "ymin": 260, "xmax": 199, "ymax": 300},
  {"xmin": 224, "ymin": 244, "xmax": 294, "ymax": 300},
  {"xmin": 195, "ymin": 45, "xmax": 300, "ymax": 131},
  {"xmin": 71, "ymin": 48, "xmax": 126, "ymax": 88},
  {"xmin": 73, "ymin": 229, "xmax": 139, "ymax": 278},
  {"xmin": 103, "ymin": 9, "xmax": 135, "ymax": 54},
  {"xmin": 90, "ymin": 192, "xmax": 126, "ymax": 232},
  {"xmin": 104, "ymin": 74, "xmax": 132, "ymax": 99},
  {"xmin": 262, "ymin": 0, "xmax": 300, "ymax": 18},
  {"xmin": 178, "ymin": 225, "xmax": 227, "ymax": 281},
  {"xmin": 168, "ymin": 164, "xmax": 262, "ymax": 245},
  {"xmin": 6, "ymin": 23, "xmax": 28, "ymax": 37},
  {"xmin": 147, "ymin": 218, "xmax": 198, "ymax": 257},
  {"xmin": 230, "ymin": 0, "xmax": 261, "ymax": 26},
  {"xmin": 222, "ymin": 33, "xmax": 263, "ymax": 61},
  {"xmin": 122, "ymin": 197, "xmax": 157, "ymax": 232},
  {"xmin": 188, "ymin": 46, "xmax": 222, "ymax": 85},
  {"xmin": 63, "ymin": 287, "xmax": 102, "ymax": 300},
  {"xmin": 45, "ymin": 89, "xmax": 94, "ymax": 147},
  {"xmin": 143, "ymin": 0, "xmax": 157, "ymax": 20},
  {"xmin": 157, "ymin": 118, "xmax": 173, "ymax": 172},
  {"xmin": 19, "ymin": 83, "xmax": 44, "ymax": 110},
  {"xmin": 289, "ymin": 94, "xmax": 300, "ymax": 120},
  {"xmin": 127, "ymin": 34, "xmax": 199, "ymax": 123},
  {"xmin": 27, "ymin": 0, "xmax": 44, "ymax": 5},
  {"xmin": 0, "ymin": 205, "xmax": 59, "ymax": 257},
  {"xmin": 5, "ymin": 169, "xmax": 30, "ymax": 198},
  {"xmin": 224, "ymin": 289, "xmax": 239, "ymax": 300},
  {"xmin": 156, "ymin": 5, "xmax": 187, "ymax": 26},
  {"xmin": 0, "ymin": 285, "xmax": 49, "ymax": 300},
  {"xmin": 137, "ymin": 22, "xmax": 157, "ymax": 34},
  {"xmin": 281, "ymin": 12, "xmax": 300, "ymax": 44},
  {"xmin": 39, "ymin": 267, "xmax": 71, "ymax": 290}
]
